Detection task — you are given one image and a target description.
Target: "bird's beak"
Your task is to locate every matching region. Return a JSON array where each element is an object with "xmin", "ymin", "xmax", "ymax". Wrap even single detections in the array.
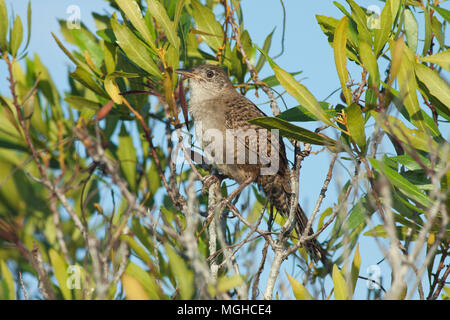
[{"xmin": 175, "ymin": 68, "xmax": 198, "ymax": 79}]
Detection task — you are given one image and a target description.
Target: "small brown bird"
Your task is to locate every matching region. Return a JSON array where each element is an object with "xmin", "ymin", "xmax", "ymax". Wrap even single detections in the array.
[{"xmin": 176, "ymin": 64, "xmax": 327, "ymax": 263}]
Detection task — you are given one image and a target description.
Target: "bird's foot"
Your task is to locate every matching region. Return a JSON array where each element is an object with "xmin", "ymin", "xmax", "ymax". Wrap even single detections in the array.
[{"xmin": 201, "ymin": 174, "xmax": 224, "ymax": 194}]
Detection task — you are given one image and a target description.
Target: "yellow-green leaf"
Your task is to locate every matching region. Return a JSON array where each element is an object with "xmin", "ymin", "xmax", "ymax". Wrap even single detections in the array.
[
  {"xmin": 374, "ymin": 0, "xmax": 393, "ymax": 56},
  {"xmin": 125, "ymin": 262, "xmax": 164, "ymax": 299},
  {"xmin": 404, "ymin": 8, "xmax": 418, "ymax": 53},
  {"xmin": 147, "ymin": 0, "xmax": 179, "ymax": 50},
  {"xmin": 10, "ymin": 15, "xmax": 23, "ymax": 57},
  {"xmin": 332, "ymin": 264, "xmax": 348, "ymax": 300},
  {"xmin": 0, "ymin": 0, "xmax": 8, "ymax": 50},
  {"xmin": 334, "ymin": 16, "xmax": 352, "ymax": 105},
  {"xmin": 191, "ymin": 0, "xmax": 224, "ymax": 51},
  {"xmin": 397, "ymin": 46, "xmax": 426, "ymax": 131},
  {"xmin": 118, "ymin": 124, "xmax": 137, "ymax": 191},
  {"xmin": 420, "ymin": 50, "xmax": 450, "ymax": 71},
  {"xmin": 249, "ymin": 116, "xmax": 337, "ymax": 147},
  {"xmin": 372, "ymin": 112, "xmax": 437, "ymax": 154},
  {"xmin": 415, "ymin": 63, "xmax": 450, "ymax": 107},
  {"xmin": 217, "ymin": 275, "xmax": 244, "ymax": 293},
  {"xmin": 350, "ymin": 244, "xmax": 361, "ymax": 295},
  {"xmin": 49, "ymin": 249, "xmax": 72, "ymax": 300},
  {"xmin": 111, "ymin": 16, "xmax": 162, "ymax": 79},
  {"xmin": 115, "ymin": 0, "xmax": 156, "ymax": 52},
  {"xmin": 122, "ymin": 274, "xmax": 150, "ymax": 300},
  {"xmin": 388, "ymin": 37, "xmax": 405, "ymax": 87},
  {"xmin": 359, "ymin": 40, "xmax": 380, "ymax": 85},
  {"xmin": 0, "ymin": 260, "xmax": 15, "ymax": 300},
  {"xmin": 165, "ymin": 245, "xmax": 194, "ymax": 300},
  {"xmin": 346, "ymin": 103, "xmax": 366, "ymax": 150},
  {"xmin": 286, "ymin": 272, "xmax": 313, "ymax": 300},
  {"xmin": 259, "ymin": 50, "xmax": 337, "ymax": 129}
]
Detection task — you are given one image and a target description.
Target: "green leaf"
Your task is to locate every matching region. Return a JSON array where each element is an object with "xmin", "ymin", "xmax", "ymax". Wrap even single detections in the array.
[
  {"xmin": 359, "ymin": 40, "xmax": 380, "ymax": 85},
  {"xmin": 0, "ymin": 0, "xmax": 7, "ymax": 50},
  {"xmin": 422, "ymin": 6, "xmax": 432, "ymax": 56},
  {"xmin": 373, "ymin": 0, "xmax": 393, "ymax": 56},
  {"xmin": 0, "ymin": 260, "xmax": 15, "ymax": 300},
  {"xmin": 350, "ymin": 244, "xmax": 361, "ymax": 296},
  {"xmin": 277, "ymin": 102, "xmax": 336, "ymax": 122},
  {"xmin": 52, "ymin": 32, "xmax": 91, "ymax": 72},
  {"xmin": 217, "ymin": 275, "xmax": 244, "ymax": 293},
  {"xmin": 259, "ymin": 48, "xmax": 337, "ymax": 128},
  {"xmin": 49, "ymin": 249, "xmax": 72, "ymax": 300},
  {"xmin": 65, "ymin": 95, "xmax": 102, "ymax": 112},
  {"xmin": 191, "ymin": 0, "xmax": 224, "ymax": 51},
  {"xmin": 249, "ymin": 116, "xmax": 337, "ymax": 147},
  {"xmin": 23, "ymin": 1, "xmax": 32, "ymax": 53},
  {"xmin": 10, "ymin": 15, "xmax": 23, "ymax": 57},
  {"xmin": 70, "ymin": 67, "xmax": 106, "ymax": 97},
  {"xmin": 286, "ymin": 272, "xmax": 313, "ymax": 300},
  {"xmin": 369, "ymin": 158, "xmax": 432, "ymax": 208},
  {"xmin": 334, "ymin": 16, "xmax": 352, "ymax": 105},
  {"xmin": 372, "ymin": 112, "xmax": 437, "ymax": 153},
  {"xmin": 165, "ymin": 245, "xmax": 194, "ymax": 300},
  {"xmin": 430, "ymin": 5, "xmax": 450, "ymax": 23},
  {"xmin": 120, "ymin": 235, "xmax": 151, "ymax": 264},
  {"xmin": 115, "ymin": 0, "xmax": 156, "ymax": 52},
  {"xmin": 124, "ymin": 262, "xmax": 164, "ymax": 300},
  {"xmin": 111, "ymin": 17, "xmax": 162, "ymax": 78},
  {"xmin": 173, "ymin": 0, "xmax": 186, "ymax": 27},
  {"xmin": 255, "ymin": 28, "xmax": 275, "ymax": 72},
  {"xmin": 431, "ymin": 16, "xmax": 444, "ymax": 48},
  {"xmin": 71, "ymin": 28, "xmax": 103, "ymax": 70},
  {"xmin": 346, "ymin": 103, "xmax": 366, "ymax": 150},
  {"xmin": 122, "ymin": 273, "xmax": 150, "ymax": 300},
  {"xmin": 397, "ymin": 46, "xmax": 426, "ymax": 132},
  {"xmin": 147, "ymin": 0, "xmax": 179, "ymax": 50},
  {"xmin": 346, "ymin": 0, "xmax": 371, "ymax": 43},
  {"xmin": 118, "ymin": 124, "xmax": 137, "ymax": 191},
  {"xmin": 404, "ymin": 8, "xmax": 418, "ymax": 53},
  {"xmin": 332, "ymin": 264, "xmax": 348, "ymax": 300},
  {"xmin": 260, "ymin": 70, "xmax": 302, "ymax": 88},
  {"xmin": 414, "ymin": 63, "xmax": 450, "ymax": 109}
]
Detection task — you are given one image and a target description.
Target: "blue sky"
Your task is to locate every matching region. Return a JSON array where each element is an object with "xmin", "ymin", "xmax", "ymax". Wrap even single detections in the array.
[{"xmin": 2, "ymin": 0, "xmax": 447, "ymax": 299}]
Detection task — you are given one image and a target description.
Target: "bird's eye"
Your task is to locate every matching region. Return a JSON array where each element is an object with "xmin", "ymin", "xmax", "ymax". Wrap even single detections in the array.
[{"xmin": 206, "ymin": 70, "xmax": 214, "ymax": 78}]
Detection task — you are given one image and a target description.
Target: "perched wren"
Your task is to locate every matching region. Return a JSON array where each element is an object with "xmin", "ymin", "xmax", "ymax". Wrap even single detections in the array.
[{"xmin": 176, "ymin": 64, "xmax": 327, "ymax": 263}]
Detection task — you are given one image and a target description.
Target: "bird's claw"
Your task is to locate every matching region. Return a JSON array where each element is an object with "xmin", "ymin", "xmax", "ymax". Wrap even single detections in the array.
[{"xmin": 201, "ymin": 174, "xmax": 223, "ymax": 194}]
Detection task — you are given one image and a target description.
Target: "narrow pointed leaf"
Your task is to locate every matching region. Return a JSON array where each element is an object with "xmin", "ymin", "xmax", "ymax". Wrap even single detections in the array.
[
  {"xmin": 334, "ymin": 16, "xmax": 352, "ymax": 105},
  {"xmin": 147, "ymin": 0, "xmax": 179, "ymax": 50},
  {"xmin": 0, "ymin": 260, "xmax": 15, "ymax": 300},
  {"xmin": 0, "ymin": 0, "xmax": 7, "ymax": 50},
  {"xmin": 350, "ymin": 244, "xmax": 361, "ymax": 295},
  {"xmin": 259, "ymin": 47, "xmax": 337, "ymax": 128},
  {"xmin": 374, "ymin": 0, "xmax": 393, "ymax": 56},
  {"xmin": 111, "ymin": 17, "xmax": 162, "ymax": 78},
  {"xmin": 49, "ymin": 249, "xmax": 72, "ymax": 300},
  {"xmin": 415, "ymin": 63, "xmax": 450, "ymax": 107},
  {"xmin": 332, "ymin": 264, "xmax": 348, "ymax": 300},
  {"xmin": 286, "ymin": 272, "xmax": 313, "ymax": 300},
  {"xmin": 346, "ymin": 103, "xmax": 366, "ymax": 149},
  {"xmin": 191, "ymin": 0, "xmax": 224, "ymax": 51},
  {"xmin": 249, "ymin": 116, "xmax": 337, "ymax": 147},
  {"xmin": 431, "ymin": 4, "xmax": 450, "ymax": 23},
  {"xmin": 10, "ymin": 15, "xmax": 23, "ymax": 57},
  {"xmin": 122, "ymin": 274, "xmax": 150, "ymax": 300},
  {"xmin": 115, "ymin": 0, "xmax": 156, "ymax": 51},
  {"xmin": 369, "ymin": 158, "xmax": 432, "ymax": 208},
  {"xmin": 404, "ymin": 8, "xmax": 418, "ymax": 53}
]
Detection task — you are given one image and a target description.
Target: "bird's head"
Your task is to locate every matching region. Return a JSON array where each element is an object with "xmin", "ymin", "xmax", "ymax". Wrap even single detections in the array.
[{"xmin": 176, "ymin": 64, "xmax": 234, "ymax": 100}]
